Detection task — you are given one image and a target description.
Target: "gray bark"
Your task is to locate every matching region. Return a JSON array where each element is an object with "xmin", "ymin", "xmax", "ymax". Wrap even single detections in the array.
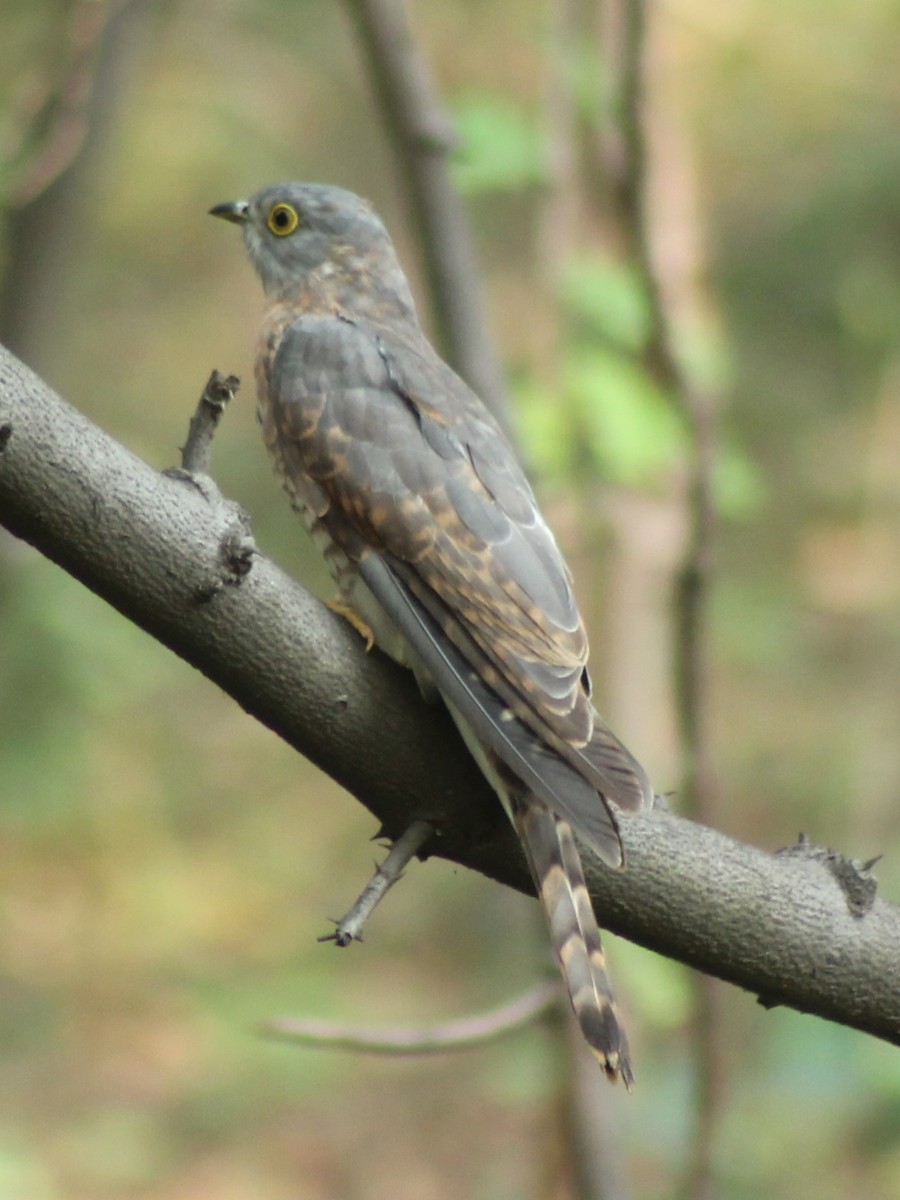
[{"xmin": 1, "ymin": 341, "xmax": 898, "ymax": 1050}]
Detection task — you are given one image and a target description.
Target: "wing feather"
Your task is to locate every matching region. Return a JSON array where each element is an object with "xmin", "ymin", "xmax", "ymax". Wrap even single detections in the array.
[
  {"xmin": 266, "ymin": 312, "xmax": 652, "ymax": 841},
  {"xmin": 357, "ymin": 554, "xmax": 624, "ymax": 866}
]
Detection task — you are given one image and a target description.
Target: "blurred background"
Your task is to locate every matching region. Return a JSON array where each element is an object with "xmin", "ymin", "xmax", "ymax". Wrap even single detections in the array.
[{"xmin": 1, "ymin": 1, "xmax": 899, "ymax": 1197}]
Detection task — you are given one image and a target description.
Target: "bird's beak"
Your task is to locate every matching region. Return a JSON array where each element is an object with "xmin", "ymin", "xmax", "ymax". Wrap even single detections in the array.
[{"xmin": 208, "ymin": 200, "xmax": 250, "ymax": 225}]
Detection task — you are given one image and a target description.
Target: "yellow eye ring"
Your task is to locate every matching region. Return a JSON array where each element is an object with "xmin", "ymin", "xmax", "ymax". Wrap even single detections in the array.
[{"xmin": 267, "ymin": 203, "xmax": 300, "ymax": 236}]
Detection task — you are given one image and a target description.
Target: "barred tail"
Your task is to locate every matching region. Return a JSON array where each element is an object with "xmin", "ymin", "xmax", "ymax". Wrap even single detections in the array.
[{"xmin": 513, "ymin": 796, "xmax": 634, "ymax": 1088}]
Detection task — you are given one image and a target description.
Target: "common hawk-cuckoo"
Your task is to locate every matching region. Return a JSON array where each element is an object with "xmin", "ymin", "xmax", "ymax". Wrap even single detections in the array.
[{"xmin": 210, "ymin": 182, "xmax": 653, "ymax": 1085}]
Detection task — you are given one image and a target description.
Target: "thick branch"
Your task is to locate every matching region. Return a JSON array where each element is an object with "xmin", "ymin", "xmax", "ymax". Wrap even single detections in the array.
[{"xmin": 1, "ymin": 342, "xmax": 899, "ymax": 1051}]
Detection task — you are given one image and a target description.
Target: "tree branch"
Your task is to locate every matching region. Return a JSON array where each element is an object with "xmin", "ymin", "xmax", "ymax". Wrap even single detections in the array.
[
  {"xmin": 1, "ymin": 341, "xmax": 899, "ymax": 1051},
  {"xmin": 342, "ymin": 0, "xmax": 515, "ymax": 439},
  {"xmin": 263, "ymin": 981, "xmax": 562, "ymax": 1054}
]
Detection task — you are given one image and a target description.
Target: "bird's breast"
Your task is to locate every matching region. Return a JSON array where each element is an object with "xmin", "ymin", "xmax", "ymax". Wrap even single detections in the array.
[{"xmin": 254, "ymin": 323, "xmax": 412, "ymax": 670}]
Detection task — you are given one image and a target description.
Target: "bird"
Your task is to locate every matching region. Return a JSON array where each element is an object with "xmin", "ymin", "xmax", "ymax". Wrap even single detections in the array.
[{"xmin": 210, "ymin": 182, "xmax": 653, "ymax": 1085}]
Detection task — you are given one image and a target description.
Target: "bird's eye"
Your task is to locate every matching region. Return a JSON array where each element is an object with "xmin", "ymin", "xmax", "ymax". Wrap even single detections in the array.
[{"xmin": 267, "ymin": 203, "xmax": 300, "ymax": 236}]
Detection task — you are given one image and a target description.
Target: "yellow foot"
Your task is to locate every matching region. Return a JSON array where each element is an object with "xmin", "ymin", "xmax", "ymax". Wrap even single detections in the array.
[{"xmin": 327, "ymin": 599, "xmax": 376, "ymax": 651}]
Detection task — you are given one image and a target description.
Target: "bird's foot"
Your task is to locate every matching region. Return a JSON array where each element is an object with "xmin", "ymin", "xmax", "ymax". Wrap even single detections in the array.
[{"xmin": 327, "ymin": 599, "xmax": 376, "ymax": 650}]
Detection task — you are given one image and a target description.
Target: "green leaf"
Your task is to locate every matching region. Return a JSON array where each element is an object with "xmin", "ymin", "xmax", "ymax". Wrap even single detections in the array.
[
  {"xmin": 449, "ymin": 93, "xmax": 546, "ymax": 194},
  {"xmin": 514, "ymin": 373, "xmax": 579, "ymax": 481},
  {"xmin": 564, "ymin": 346, "xmax": 686, "ymax": 486},
  {"xmin": 714, "ymin": 442, "xmax": 768, "ymax": 519},
  {"xmin": 517, "ymin": 351, "xmax": 764, "ymax": 516},
  {"xmin": 562, "ymin": 257, "xmax": 652, "ymax": 352}
]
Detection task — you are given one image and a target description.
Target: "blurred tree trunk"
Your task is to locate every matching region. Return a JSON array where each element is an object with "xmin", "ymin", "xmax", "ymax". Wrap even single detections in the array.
[
  {"xmin": 599, "ymin": 6, "xmax": 728, "ymax": 1196},
  {"xmin": 343, "ymin": 0, "xmax": 514, "ymax": 439},
  {"xmin": 535, "ymin": 0, "xmax": 730, "ymax": 1194},
  {"xmin": 0, "ymin": 0, "xmax": 148, "ymax": 379}
]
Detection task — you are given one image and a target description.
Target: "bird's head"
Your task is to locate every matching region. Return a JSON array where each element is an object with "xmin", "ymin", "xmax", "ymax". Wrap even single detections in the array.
[{"xmin": 209, "ymin": 182, "xmax": 416, "ymax": 318}]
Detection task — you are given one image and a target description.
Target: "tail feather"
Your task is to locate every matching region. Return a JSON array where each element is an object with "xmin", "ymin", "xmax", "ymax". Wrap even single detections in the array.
[{"xmin": 513, "ymin": 796, "xmax": 634, "ymax": 1088}]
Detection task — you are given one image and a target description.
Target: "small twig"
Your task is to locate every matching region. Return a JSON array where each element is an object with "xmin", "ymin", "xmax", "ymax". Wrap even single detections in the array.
[
  {"xmin": 179, "ymin": 371, "xmax": 240, "ymax": 474},
  {"xmin": 164, "ymin": 370, "xmax": 253, "ymax": 601},
  {"xmin": 319, "ymin": 819, "xmax": 434, "ymax": 946},
  {"xmin": 262, "ymin": 980, "xmax": 562, "ymax": 1054}
]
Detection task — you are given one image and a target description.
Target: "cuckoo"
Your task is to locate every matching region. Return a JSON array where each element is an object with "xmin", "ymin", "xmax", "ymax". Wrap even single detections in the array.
[{"xmin": 210, "ymin": 182, "xmax": 653, "ymax": 1085}]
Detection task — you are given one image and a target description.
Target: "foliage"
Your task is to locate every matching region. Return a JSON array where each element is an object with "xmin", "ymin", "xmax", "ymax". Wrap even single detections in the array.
[{"xmin": 450, "ymin": 91, "xmax": 546, "ymax": 194}]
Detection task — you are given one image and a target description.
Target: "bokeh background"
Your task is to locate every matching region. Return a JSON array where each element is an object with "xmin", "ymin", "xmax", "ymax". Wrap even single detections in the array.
[{"xmin": 2, "ymin": 2, "xmax": 900, "ymax": 1197}]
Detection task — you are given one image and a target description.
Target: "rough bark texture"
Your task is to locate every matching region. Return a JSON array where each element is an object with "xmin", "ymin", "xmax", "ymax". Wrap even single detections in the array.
[{"xmin": 1, "ymin": 341, "xmax": 898, "ymax": 1049}]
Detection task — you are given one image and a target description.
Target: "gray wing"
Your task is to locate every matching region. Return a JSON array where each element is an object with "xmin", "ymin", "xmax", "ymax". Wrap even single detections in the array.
[{"xmin": 264, "ymin": 311, "xmax": 651, "ymax": 861}]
